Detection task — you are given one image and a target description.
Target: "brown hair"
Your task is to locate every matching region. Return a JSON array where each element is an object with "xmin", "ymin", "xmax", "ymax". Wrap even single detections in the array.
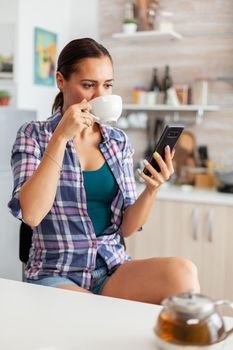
[{"xmin": 52, "ymin": 38, "xmax": 113, "ymax": 113}]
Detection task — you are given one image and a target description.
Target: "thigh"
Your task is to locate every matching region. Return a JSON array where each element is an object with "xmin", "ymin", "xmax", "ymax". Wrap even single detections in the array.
[{"xmin": 101, "ymin": 257, "xmax": 199, "ymax": 304}]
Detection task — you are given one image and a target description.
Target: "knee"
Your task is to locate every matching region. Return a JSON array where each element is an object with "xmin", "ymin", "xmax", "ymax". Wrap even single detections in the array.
[{"xmin": 164, "ymin": 257, "xmax": 200, "ymax": 294}]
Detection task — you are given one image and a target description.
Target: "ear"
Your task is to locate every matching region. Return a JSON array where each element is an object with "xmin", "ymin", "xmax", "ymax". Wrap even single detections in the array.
[{"xmin": 56, "ymin": 71, "xmax": 65, "ymax": 91}]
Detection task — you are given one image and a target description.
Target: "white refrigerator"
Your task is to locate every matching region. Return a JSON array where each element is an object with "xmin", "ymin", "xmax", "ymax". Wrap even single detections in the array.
[{"xmin": 0, "ymin": 108, "xmax": 37, "ymax": 281}]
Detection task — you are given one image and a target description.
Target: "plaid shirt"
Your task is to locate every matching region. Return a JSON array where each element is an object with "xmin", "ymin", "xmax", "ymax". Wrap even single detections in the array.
[{"xmin": 8, "ymin": 108, "xmax": 138, "ymax": 289}]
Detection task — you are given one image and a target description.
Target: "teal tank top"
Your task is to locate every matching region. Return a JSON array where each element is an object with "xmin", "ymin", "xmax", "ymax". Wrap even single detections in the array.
[{"xmin": 83, "ymin": 162, "xmax": 118, "ymax": 236}]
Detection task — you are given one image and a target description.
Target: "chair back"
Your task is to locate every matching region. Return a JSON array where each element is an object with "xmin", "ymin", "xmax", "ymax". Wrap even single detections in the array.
[{"xmin": 19, "ymin": 222, "xmax": 33, "ymax": 263}]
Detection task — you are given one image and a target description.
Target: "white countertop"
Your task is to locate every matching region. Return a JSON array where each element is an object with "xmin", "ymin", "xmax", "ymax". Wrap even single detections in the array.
[
  {"xmin": 0, "ymin": 278, "xmax": 158, "ymax": 350},
  {"xmin": 137, "ymin": 183, "xmax": 233, "ymax": 206},
  {"xmin": 1, "ymin": 278, "xmax": 233, "ymax": 350}
]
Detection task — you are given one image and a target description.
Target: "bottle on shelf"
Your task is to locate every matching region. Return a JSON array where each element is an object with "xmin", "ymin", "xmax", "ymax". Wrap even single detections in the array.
[
  {"xmin": 161, "ymin": 65, "xmax": 173, "ymax": 104},
  {"xmin": 149, "ymin": 67, "xmax": 161, "ymax": 92},
  {"xmin": 147, "ymin": 67, "xmax": 161, "ymax": 105},
  {"xmin": 132, "ymin": 85, "xmax": 145, "ymax": 104}
]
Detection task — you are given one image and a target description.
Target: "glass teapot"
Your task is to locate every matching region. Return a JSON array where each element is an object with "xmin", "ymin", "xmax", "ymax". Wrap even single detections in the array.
[{"xmin": 154, "ymin": 292, "xmax": 233, "ymax": 350}]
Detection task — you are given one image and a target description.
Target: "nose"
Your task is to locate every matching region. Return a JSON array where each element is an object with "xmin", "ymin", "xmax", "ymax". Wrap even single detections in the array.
[{"xmin": 92, "ymin": 85, "xmax": 108, "ymax": 99}]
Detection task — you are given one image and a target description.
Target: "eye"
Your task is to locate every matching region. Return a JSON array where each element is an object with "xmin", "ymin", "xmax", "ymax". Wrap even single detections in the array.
[
  {"xmin": 82, "ymin": 83, "xmax": 95, "ymax": 89},
  {"xmin": 104, "ymin": 83, "xmax": 113, "ymax": 89}
]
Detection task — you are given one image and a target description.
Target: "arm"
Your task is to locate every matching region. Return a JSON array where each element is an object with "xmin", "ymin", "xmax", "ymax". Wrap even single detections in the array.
[
  {"xmin": 121, "ymin": 147, "xmax": 174, "ymax": 237},
  {"xmin": 19, "ymin": 131, "xmax": 67, "ymax": 226},
  {"xmin": 19, "ymin": 100, "xmax": 94, "ymax": 227}
]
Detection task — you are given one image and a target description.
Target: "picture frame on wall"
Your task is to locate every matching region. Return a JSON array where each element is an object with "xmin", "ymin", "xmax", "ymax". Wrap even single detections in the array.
[
  {"xmin": 0, "ymin": 23, "xmax": 14, "ymax": 79},
  {"xmin": 34, "ymin": 27, "xmax": 57, "ymax": 86}
]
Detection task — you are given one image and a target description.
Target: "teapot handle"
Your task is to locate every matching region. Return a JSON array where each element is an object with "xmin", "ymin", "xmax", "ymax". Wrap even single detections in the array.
[{"xmin": 214, "ymin": 300, "xmax": 233, "ymax": 338}]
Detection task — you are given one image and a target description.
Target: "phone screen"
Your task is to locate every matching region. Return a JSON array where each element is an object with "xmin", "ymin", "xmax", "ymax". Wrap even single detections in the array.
[{"xmin": 143, "ymin": 125, "xmax": 184, "ymax": 176}]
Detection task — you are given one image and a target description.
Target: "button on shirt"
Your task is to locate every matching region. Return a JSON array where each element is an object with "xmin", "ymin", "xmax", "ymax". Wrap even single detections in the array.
[{"xmin": 8, "ymin": 108, "xmax": 138, "ymax": 290}]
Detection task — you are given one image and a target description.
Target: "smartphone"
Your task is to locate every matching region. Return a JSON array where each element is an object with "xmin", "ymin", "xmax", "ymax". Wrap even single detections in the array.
[{"xmin": 143, "ymin": 124, "xmax": 184, "ymax": 176}]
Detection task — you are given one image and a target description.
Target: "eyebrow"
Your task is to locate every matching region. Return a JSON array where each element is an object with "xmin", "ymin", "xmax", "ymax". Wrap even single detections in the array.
[{"xmin": 80, "ymin": 79, "xmax": 114, "ymax": 83}]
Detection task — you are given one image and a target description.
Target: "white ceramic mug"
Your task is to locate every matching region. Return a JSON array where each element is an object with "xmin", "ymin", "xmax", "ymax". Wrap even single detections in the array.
[{"xmin": 89, "ymin": 95, "xmax": 122, "ymax": 124}]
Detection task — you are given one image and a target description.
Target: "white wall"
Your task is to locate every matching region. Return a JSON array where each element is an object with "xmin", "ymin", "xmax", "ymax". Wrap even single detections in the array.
[
  {"xmin": 16, "ymin": 0, "xmax": 99, "ymax": 120},
  {"xmin": 69, "ymin": 0, "xmax": 99, "ymax": 40},
  {"xmin": 0, "ymin": 0, "xmax": 18, "ymax": 22},
  {"xmin": 16, "ymin": 0, "xmax": 72, "ymax": 119}
]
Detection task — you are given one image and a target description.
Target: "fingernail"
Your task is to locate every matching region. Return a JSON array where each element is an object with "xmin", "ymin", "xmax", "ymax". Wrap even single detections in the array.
[
  {"xmin": 137, "ymin": 168, "xmax": 142, "ymax": 174},
  {"xmin": 166, "ymin": 145, "xmax": 170, "ymax": 151},
  {"xmin": 153, "ymin": 152, "xmax": 159, "ymax": 159},
  {"xmin": 143, "ymin": 159, "xmax": 149, "ymax": 165}
]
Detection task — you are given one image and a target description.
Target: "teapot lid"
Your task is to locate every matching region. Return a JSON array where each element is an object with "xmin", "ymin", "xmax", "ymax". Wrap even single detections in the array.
[{"xmin": 162, "ymin": 292, "xmax": 215, "ymax": 318}]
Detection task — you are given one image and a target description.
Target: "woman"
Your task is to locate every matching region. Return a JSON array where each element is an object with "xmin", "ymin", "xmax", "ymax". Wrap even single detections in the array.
[{"xmin": 9, "ymin": 38, "xmax": 199, "ymax": 303}]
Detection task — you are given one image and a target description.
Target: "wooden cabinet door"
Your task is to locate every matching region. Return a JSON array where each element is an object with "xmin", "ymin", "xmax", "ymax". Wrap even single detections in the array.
[
  {"xmin": 125, "ymin": 198, "xmax": 233, "ymax": 303},
  {"xmin": 125, "ymin": 200, "xmax": 202, "ymax": 264},
  {"xmin": 125, "ymin": 200, "xmax": 168, "ymax": 259},
  {"xmin": 200, "ymin": 204, "xmax": 227, "ymax": 299},
  {"xmin": 202, "ymin": 204, "xmax": 233, "ymax": 301}
]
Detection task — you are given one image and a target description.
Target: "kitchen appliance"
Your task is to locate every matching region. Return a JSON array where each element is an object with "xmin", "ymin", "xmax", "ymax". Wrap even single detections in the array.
[
  {"xmin": 154, "ymin": 292, "xmax": 233, "ymax": 350},
  {"xmin": 215, "ymin": 171, "xmax": 233, "ymax": 193}
]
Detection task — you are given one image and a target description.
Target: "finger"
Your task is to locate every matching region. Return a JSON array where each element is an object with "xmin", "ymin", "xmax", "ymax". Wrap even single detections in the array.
[
  {"xmin": 137, "ymin": 169, "xmax": 160, "ymax": 188},
  {"xmin": 143, "ymin": 159, "xmax": 164, "ymax": 184},
  {"xmin": 164, "ymin": 146, "xmax": 175, "ymax": 175},
  {"xmin": 81, "ymin": 112, "xmax": 96, "ymax": 127},
  {"xmin": 152, "ymin": 152, "xmax": 170, "ymax": 180},
  {"xmin": 79, "ymin": 99, "xmax": 92, "ymax": 111}
]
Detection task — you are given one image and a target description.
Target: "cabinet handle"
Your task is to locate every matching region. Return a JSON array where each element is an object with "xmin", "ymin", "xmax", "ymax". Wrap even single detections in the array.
[
  {"xmin": 192, "ymin": 208, "xmax": 199, "ymax": 241},
  {"xmin": 207, "ymin": 208, "xmax": 214, "ymax": 242}
]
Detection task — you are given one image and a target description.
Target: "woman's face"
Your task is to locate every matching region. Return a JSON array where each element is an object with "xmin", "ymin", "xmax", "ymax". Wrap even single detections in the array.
[{"xmin": 57, "ymin": 56, "xmax": 114, "ymax": 109}]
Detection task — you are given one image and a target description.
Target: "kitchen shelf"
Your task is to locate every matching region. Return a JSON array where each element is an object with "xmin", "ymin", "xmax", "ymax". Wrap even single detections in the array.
[
  {"xmin": 123, "ymin": 104, "xmax": 219, "ymax": 112},
  {"xmin": 112, "ymin": 30, "xmax": 182, "ymax": 41},
  {"xmin": 123, "ymin": 104, "xmax": 220, "ymax": 125}
]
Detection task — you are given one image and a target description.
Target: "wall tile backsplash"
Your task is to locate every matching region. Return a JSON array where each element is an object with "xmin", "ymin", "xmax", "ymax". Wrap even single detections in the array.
[{"xmin": 99, "ymin": 0, "xmax": 233, "ymax": 168}]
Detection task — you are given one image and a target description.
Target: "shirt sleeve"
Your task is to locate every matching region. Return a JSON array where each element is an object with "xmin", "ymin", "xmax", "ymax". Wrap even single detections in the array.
[
  {"xmin": 121, "ymin": 134, "xmax": 138, "ymax": 210},
  {"xmin": 8, "ymin": 123, "xmax": 41, "ymax": 219},
  {"xmin": 121, "ymin": 134, "xmax": 142, "ymax": 232}
]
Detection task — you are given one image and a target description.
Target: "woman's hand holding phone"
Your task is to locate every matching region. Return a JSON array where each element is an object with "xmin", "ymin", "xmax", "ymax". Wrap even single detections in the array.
[
  {"xmin": 137, "ymin": 124, "xmax": 183, "ymax": 192},
  {"xmin": 137, "ymin": 145, "xmax": 175, "ymax": 192}
]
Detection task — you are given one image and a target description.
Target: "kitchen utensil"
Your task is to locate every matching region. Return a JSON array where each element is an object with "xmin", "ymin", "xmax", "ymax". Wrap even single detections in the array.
[
  {"xmin": 215, "ymin": 171, "xmax": 233, "ymax": 193},
  {"xmin": 173, "ymin": 131, "xmax": 197, "ymax": 185}
]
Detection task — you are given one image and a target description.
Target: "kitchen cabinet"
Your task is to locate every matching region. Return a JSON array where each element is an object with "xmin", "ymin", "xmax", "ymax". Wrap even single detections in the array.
[{"xmin": 125, "ymin": 196, "xmax": 233, "ymax": 301}]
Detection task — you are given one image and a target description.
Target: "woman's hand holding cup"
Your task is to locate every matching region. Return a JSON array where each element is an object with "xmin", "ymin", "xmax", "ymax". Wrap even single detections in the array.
[{"xmin": 55, "ymin": 99, "xmax": 100, "ymax": 140}]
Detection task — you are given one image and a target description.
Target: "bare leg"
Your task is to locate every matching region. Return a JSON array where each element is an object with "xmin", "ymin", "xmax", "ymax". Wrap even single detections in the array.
[
  {"xmin": 101, "ymin": 257, "xmax": 200, "ymax": 304},
  {"xmin": 56, "ymin": 285, "xmax": 91, "ymax": 293}
]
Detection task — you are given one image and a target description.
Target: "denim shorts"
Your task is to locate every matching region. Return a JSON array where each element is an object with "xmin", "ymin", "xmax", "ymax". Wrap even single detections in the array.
[{"xmin": 26, "ymin": 255, "xmax": 117, "ymax": 295}]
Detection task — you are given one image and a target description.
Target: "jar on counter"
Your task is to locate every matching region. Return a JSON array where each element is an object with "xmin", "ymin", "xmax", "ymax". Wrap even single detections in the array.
[
  {"xmin": 175, "ymin": 84, "xmax": 189, "ymax": 105},
  {"xmin": 132, "ymin": 85, "xmax": 146, "ymax": 104},
  {"xmin": 191, "ymin": 79, "xmax": 209, "ymax": 105}
]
